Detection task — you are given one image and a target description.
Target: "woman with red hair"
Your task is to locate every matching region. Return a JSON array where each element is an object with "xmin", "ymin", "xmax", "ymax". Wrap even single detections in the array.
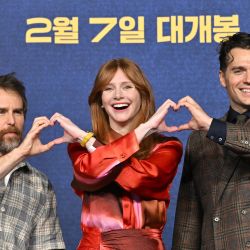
[{"xmin": 51, "ymin": 58, "xmax": 182, "ymax": 250}]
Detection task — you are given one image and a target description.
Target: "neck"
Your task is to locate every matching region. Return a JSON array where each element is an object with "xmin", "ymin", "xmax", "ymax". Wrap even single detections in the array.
[{"xmin": 110, "ymin": 123, "xmax": 131, "ymax": 135}]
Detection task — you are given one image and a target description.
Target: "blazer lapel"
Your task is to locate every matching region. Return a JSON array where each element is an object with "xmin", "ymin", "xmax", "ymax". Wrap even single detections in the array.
[
  {"xmin": 216, "ymin": 148, "xmax": 240, "ymax": 203},
  {"xmin": 215, "ymin": 113, "xmax": 250, "ymax": 203},
  {"xmin": 214, "ymin": 113, "xmax": 237, "ymax": 203}
]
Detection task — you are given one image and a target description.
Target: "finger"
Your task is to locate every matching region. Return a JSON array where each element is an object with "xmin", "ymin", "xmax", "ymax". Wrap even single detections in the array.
[
  {"xmin": 50, "ymin": 112, "xmax": 64, "ymax": 122},
  {"xmin": 159, "ymin": 124, "xmax": 179, "ymax": 133},
  {"xmin": 52, "ymin": 137, "xmax": 68, "ymax": 145},
  {"xmin": 178, "ymin": 96, "xmax": 201, "ymax": 110},
  {"xmin": 33, "ymin": 116, "xmax": 50, "ymax": 125},
  {"xmin": 39, "ymin": 141, "xmax": 56, "ymax": 153},
  {"xmin": 28, "ymin": 122, "xmax": 51, "ymax": 138},
  {"xmin": 50, "ymin": 113, "xmax": 69, "ymax": 125},
  {"xmin": 33, "ymin": 116, "xmax": 49, "ymax": 121},
  {"xmin": 32, "ymin": 118, "xmax": 51, "ymax": 128},
  {"xmin": 156, "ymin": 100, "xmax": 177, "ymax": 116},
  {"xmin": 166, "ymin": 126, "xmax": 179, "ymax": 133},
  {"xmin": 160, "ymin": 99, "xmax": 176, "ymax": 109},
  {"xmin": 177, "ymin": 101, "xmax": 197, "ymax": 114},
  {"xmin": 177, "ymin": 123, "xmax": 192, "ymax": 131}
]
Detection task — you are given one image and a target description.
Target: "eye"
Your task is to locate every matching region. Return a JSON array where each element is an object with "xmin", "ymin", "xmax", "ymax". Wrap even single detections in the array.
[
  {"xmin": 103, "ymin": 86, "xmax": 113, "ymax": 91},
  {"xmin": 0, "ymin": 109, "xmax": 6, "ymax": 115},
  {"xmin": 123, "ymin": 84, "xmax": 134, "ymax": 90},
  {"xmin": 14, "ymin": 109, "xmax": 24, "ymax": 115},
  {"xmin": 232, "ymin": 68, "xmax": 244, "ymax": 74}
]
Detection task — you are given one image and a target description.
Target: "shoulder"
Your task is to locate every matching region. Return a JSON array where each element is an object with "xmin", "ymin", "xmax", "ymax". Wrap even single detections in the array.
[{"xmin": 18, "ymin": 162, "xmax": 53, "ymax": 192}]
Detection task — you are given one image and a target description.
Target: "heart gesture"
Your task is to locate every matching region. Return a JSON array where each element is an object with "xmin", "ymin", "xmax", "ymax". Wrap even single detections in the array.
[
  {"xmin": 176, "ymin": 96, "xmax": 212, "ymax": 132},
  {"xmin": 146, "ymin": 99, "xmax": 179, "ymax": 133},
  {"xmin": 19, "ymin": 116, "xmax": 56, "ymax": 156}
]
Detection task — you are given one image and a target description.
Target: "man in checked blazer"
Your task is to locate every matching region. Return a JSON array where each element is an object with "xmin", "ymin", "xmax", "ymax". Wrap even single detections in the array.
[{"xmin": 172, "ymin": 32, "xmax": 250, "ymax": 250}]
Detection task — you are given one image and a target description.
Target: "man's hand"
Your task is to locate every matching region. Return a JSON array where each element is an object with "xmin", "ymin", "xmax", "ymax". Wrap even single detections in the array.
[
  {"xmin": 19, "ymin": 116, "xmax": 56, "ymax": 156},
  {"xmin": 176, "ymin": 96, "xmax": 213, "ymax": 131}
]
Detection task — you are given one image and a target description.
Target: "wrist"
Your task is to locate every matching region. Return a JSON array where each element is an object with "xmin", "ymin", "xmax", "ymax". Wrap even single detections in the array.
[
  {"xmin": 204, "ymin": 117, "xmax": 213, "ymax": 131},
  {"xmin": 78, "ymin": 132, "xmax": 94, "ymax": 147},
  {"xmin": 10, "ymin": 147, "xmax": 26, "ymax": 162},
  {"xmin": 134, "ymin": 123, "xmax": 152, "ymax": 144}
]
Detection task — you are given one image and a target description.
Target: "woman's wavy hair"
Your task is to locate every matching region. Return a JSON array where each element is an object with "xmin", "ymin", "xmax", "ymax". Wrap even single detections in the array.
[{"xmin": 88, "ymin": 58, "xmax": 166, "ymax": 159}]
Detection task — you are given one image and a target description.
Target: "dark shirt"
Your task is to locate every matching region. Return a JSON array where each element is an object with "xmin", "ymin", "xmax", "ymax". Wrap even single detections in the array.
[{"xmin": 207, "ymin": 107, "xmax": 250, "ymax": 145}]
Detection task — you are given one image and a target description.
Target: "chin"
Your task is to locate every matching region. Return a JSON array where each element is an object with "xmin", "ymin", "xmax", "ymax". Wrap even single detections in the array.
[{"xmin": 0, "ymin": 139, "xmax": 21, "ymax": 154}]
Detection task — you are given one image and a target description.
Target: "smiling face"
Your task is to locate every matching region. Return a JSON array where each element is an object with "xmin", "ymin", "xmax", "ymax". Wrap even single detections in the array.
[
  {"xmin": 0, "ymin": 88, "xmax": 24, "ymax": 154},
  {"xmin": 101, "ymin": 68, "xmax": 141, "ymax": 133},
  {"xmin": 220, "ymin": 48, "xmax": 250, "ymax": 113}
]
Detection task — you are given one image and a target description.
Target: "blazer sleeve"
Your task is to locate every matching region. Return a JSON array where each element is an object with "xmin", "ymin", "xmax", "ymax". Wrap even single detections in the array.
[
  {"xmin": 172, "ymin": 134, "xmax": 202, "ymax": 249},
  {"xmin": 224, "ymin": 122, "xmax": 250, "ymax": 155},
  {"xmin": 68, "ymin": 131, "xmax": 182, "ymax": 199}
]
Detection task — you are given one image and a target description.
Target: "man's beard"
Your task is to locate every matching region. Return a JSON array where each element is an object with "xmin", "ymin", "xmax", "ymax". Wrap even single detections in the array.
[{"xmin": 0, "ymin": 127, "xmax": 22, "ymax": 155}]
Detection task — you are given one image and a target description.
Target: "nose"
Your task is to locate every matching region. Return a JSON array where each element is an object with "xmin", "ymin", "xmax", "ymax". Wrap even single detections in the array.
[
  {"xmin": 6, "ymin": 112, "xmax": 15, "ymax": 126},
  {"xmin": 114, "ymin": 87, "xmax": 123, "ymax": 100}
]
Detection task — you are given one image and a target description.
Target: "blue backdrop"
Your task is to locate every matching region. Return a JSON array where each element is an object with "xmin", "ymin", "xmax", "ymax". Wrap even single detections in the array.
[{"xmin": 0, "ymin": 1, "xmax": 249, "ymax": 249}]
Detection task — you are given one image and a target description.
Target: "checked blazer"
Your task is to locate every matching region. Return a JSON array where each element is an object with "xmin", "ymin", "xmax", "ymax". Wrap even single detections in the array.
[{"xmin": 172, "ymin": 114, "xmax": 250, "ymax": 250}]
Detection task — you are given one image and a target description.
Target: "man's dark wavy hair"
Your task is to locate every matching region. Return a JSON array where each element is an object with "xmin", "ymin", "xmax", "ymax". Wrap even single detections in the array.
[
  {"xmin": 0, "ymin": 73, "xmax": 27, "ymax": 117},
  {"xmin": 218, "ymin": 32, "xmax": 250, "ymax": 72}
]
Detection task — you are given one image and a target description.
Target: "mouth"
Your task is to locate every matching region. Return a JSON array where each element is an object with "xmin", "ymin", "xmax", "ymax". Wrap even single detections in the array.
[
  {"xmin": 2, "ymin": 132, "xmax": 19, "ymax": 139},
  {"xmin": 112, "ymin": 103, "xmax": 129, "ymax": 110},
  {"xmin": 0, "ymin": 128, "xmax": 21, "ymax": 139},
  {"xmin": 4, "ymin": 132, "xmax": 18, "ymax": 136},
  {"xmin": 240, "ymin": 88, "xmax": 250, "ymax": 93}
]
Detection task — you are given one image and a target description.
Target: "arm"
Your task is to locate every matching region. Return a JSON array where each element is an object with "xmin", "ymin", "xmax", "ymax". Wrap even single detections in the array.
[
  {"xmin": 172, "ymin": 135, "xmax": 202, "ymax": 249},
  {"xmin": 0, "ymin": 117, "xmax": 56, "ymax": 178},
  {"xmin": 224, "ymin": 122, "xmax": 250, "ymax": 154},
  {"xmin": 177, "ymin": 96, "xmax": 250, "ymax": 155},
  {"xmin": 69, "ymin": 133, "xmax": 182, "ymax": 199},
  {"xmin": 54, "ymin": 99, "xmax": 181, "ymax": 196},
  {"xmin": 51, "ymin": 99, "xmax": 179, "ymax": 146},
  {"xmin": 115, "ymin": 139, "xmax": 182, "ymax": 199}
]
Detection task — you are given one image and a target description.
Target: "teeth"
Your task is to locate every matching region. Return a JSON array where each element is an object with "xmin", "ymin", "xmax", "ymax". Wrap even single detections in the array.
[
  {"xmin": 241, "ymin": 89, "xmax": 250, "ymax": 93},
  {"xmin": 113, "ymin": 104, "xmax": 129, "ymax": 108}
]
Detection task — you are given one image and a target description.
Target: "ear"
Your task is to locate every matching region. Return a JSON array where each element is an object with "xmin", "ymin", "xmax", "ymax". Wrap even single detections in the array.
[{"xmin": 219, "ymin": 70, "xmax": 226, "ymax": 88}]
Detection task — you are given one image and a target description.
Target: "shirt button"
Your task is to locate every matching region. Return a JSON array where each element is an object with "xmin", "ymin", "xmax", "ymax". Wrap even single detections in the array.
[
  {"xmin": 241, "ymin": 140, "xmax": 245, "ymax": 143},
  {"xmin": 246, "ymin": 241, "xmax": 250, "ymax": 247},
  {"xmin": 241, "ymin": 209, "xmax": 247, "ymax": 215},
  {"xmin": 120, "ymin": 153, "xmax": 127, "ymax": 158},
  {"xmin": 210, "ymin": 136, "xmax": 214, "ymax": 140},
  {"xmin": 245, "ymin": 141, "xmax": 249, "ymax": 144},
  {"xmin": 0, "ymin": 207, "xmax": 5, "ymax": 212},
  {"xmin": 214, "ymin": 216, "xmax": 220, "ymax": 222},
  {"xmin": 218, "ymin": 137, "xmax": 223, "ymax": 142}
]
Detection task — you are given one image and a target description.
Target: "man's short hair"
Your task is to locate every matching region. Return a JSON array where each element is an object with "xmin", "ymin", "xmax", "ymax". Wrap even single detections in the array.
[
  {"xmin": 0, "ymin": 73, "xmax": 27, "ymax": 116},
  {"xmin": 218, "ymin": 32, "xmax": 250, "ymax": 72}
]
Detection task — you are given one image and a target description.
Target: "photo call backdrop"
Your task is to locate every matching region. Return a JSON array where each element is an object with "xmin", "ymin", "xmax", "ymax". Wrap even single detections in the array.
[{"xmin": 0, "ymin": 1, "xmax": 249, "ymax": 249}]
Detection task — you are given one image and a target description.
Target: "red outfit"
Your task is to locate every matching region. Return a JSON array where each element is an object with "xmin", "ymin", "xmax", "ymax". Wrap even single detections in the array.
[{"xmin": 68, "ymin": 131, "xmax": 182, "ymax": 250}]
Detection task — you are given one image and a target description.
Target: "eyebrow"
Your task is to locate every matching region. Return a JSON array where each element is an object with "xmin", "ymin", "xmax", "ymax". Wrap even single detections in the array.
[
  {"xmin": 231, "ymin": 66, "xmax": 246, "ymax": 70},
  {"xmin": 0, "ymin": 107, "xmax": 24, "ymax": 112},
  {"xmin": 14, "ymin": 108, "xmax": 24, "ymax": 112},
  {"xmin": 108, "ymin": 81, "xmax": 133, "ymax": 85}
]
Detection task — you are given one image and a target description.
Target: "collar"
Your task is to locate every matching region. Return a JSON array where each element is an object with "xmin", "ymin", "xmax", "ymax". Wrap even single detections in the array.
[
  {"xmin": 3, "ymin": 161, "xmax": 27, "ymax": 186},
  {"xmin": 107, "ymin": 128, "xmax": 123, "ymax": 143},
  {"xmin": 227, "ymin": 106, "xmax": 250, "ymax": 123}
]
